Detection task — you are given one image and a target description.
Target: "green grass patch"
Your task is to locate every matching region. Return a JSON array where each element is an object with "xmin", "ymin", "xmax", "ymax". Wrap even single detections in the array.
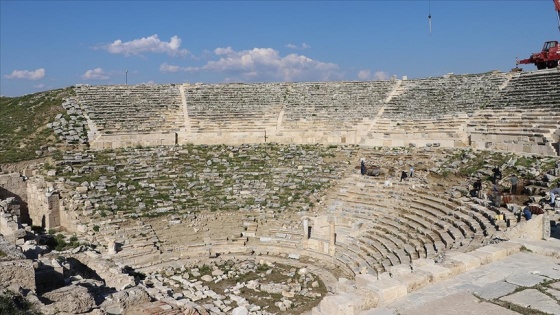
[
  {"xmin": 0, "ymin": 88, "xmax": 75, "ymax": 163},
  {"xmin": 0, "ymin": 290, "xmax": 41, "ymax": 315}
]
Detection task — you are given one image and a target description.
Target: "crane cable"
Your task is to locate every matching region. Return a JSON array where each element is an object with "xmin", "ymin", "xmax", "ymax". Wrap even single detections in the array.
[
  {"xmin": 555, "ymin": 0, "xmax": 560, "ymax": 32},
  {"xmin": 428, "ymin": 0, "xmax": 432, "ymax": 36}
]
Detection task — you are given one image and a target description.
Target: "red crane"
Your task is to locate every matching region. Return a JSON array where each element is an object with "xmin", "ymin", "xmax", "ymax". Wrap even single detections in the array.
[{"xmin": 515, "ymin": 0, "xmax": 560, "ymax": 70}]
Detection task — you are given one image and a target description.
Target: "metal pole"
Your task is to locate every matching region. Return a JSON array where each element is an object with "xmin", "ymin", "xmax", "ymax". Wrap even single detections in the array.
[{"xmin": 125, "ymin": 70, "xmax": 128, "ymax": 85}]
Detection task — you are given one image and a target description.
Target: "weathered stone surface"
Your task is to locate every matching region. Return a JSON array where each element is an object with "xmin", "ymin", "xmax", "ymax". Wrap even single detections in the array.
[
  {"xmin": 0, "ymin": 259, "xmax": 36, "ymax": 291},
  {"xmin": 474, "ymin": 281, "xmax": 518, "ymax": 300},
  {"xmin": 500, "ymin": 289, "xmax": 560, "ymax": 315},
  {"xmin": 100, "ymin": 286, "xmax": 150, "ymax": 314},
  {"xmin": 41, "ymin": 285, "xmax": 95, "ymax": 314},
  {"xmin": 505, "ymin": 273, "xmax": 548, "ymax": 287},
  {"xmin": 399, "ymin": 292, "xmax": 519, "ymax": 315}
]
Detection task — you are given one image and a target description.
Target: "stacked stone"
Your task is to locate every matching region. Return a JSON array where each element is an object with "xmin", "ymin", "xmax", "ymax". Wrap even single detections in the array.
[
  {"xmin": 279, "ymin": 81, "xmax": 393, "ymax": 127},
  {"xmin": 53, "ymin": 144, "xmax": 346, "ymax": 224},
  {"xmin": 185, "ymin": 83, "xmax": 283, "ymax": 133},
  {"xmin": 92, "ymin": 221, "xmax": 163, "ymax": 269},
  {"xmin": 320, "ymin": 147, "xmax": 527, "ymax": 278},
  {"xmin": 382, "ymin": 72, "xmax": 509, "ymax": 119},
  {"xmin": 140, "ymin": 258, "xmax": 323, "ymax": 314},
  {"xmin": 0, "ymin": 196, "xmax": 19, "ymax": 215},
  {"xmin": 185, "ymin": 81, "xmax": 394, "ymax": 133},
  {"xmin": 493, "ymin": 69, "xmax": 560, "ymax": 109},
  {"xmin": 0, "ymin": 197, "xmax": 25, "ymax": 244},
  {"xmin": 466, "ymin": 108, "xmax": 560, "ymax": 155},
  {"xmin": 74, "ymin": 84, "xmax": 184, "ymax": 134},
  {"xmin": 47, "ymin": 98, "xmax": 89, "ymax": 145}
]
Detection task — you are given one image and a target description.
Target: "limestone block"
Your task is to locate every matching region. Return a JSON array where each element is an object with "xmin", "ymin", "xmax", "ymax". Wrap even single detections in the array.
[
  {"xmin": 476, "ymin": 245, "xmax": 510, "ymax": 262},
  {"xmin": 439, "ymin": 258, "xmax": 467, "ymax": 277},
  {"xmin": 0, "ymin": 259, "xmax": 35, "ymax": 291},
  {"xmin": 411, "ymin": 258, "xmax": 434, "ymax": 269},
  {"xmin": 315, "ymin": 294, "xmax": 357, "ymax": 315},
  {"xmin": 493, "ymin": 241, "xmax": 521, "ymax": 256},
  {"xmin": 356, "ymin": 274, "xmax": 407, "ymax": 305},
  {"xmin": 470, "ymin": 248, "xmax": 499, "ymax": 265},
  {"xmin": 355, "ymin": 273, "xmax": 377, "ymax": 287},
  {"xmin": 395, "ymin": 271, "xmax": 431, "ymax": 292},
  {"xmin": 334, "ymin": 279, "xmax": 356, "ymax": 294},
  {"xmin": 446, "ymin": 252, "xmax": 482, "ymax": 271},
  {"xmin": 389, "ymin": 264, "xmax": 412, "ymax": 277},
  {"xmin": 101, "ymin": 286, "xmax": 150, "ymax": 314},
  {"xmin": 41, "ymin": 285, "xmax": 95, "ymax": 314},
  {"xmin": 415, "ymin": 264, "xmax": 452, "ymax": 283}
]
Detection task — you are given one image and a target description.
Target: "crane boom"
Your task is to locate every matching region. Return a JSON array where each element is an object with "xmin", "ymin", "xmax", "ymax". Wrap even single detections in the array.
[{"xmin": 555, "ymin": 0, "xmax": 560, "ymax": 32}]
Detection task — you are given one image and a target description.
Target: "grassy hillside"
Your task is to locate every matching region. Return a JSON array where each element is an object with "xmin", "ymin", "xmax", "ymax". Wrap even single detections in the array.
[{"xmin": 0, "ymin": 88, "xmax": 74, "ymax": 164}]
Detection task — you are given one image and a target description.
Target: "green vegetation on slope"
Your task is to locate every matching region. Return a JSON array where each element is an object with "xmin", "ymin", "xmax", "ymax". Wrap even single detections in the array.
[
  {"xmin": 0, "ymin": 88, "xmax": 74, "ymax": 163},
  {"xmin": 47, "ymin": 143, "xmax": 347, "ymax": 218},
  {"xmin": 0, "ymin": 290, "xmax": 41, "ymax": 315}
]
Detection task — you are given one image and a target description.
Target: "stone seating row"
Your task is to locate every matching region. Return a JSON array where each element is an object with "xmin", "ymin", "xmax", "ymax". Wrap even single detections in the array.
[
  {"xmin": 411, "ymin": 189, "xmax": 506, "ymax": 232},
  {"xmin": 381, "ymin": 72, "xmax": 509, "ymax": 119},
  {"xmin": 71, "ymin": 70, "xmax": 560, "ymax": 139},
  {"xmin": 328, "ymin": 179, "xmax": 450, "ymax": 275},
  {"xmin": 334, "ymin": 214, "xmax": 442, "ymax": 277},
  {"xmin": 407, "ymin": 191, "xmax": 492, "ymax": 234},
  {"xmin": 490, "ymin": 70, "xmax": 560, "ymax": 109},
  {"xmin": 75, "ymin": 85, "xmax": 184, "ymax": 134},
  {"xmin": 184, "ymin": 81, "xmax": 393, "ymax": 132},
  {"xmin": 328, "ymin": 174, "xmax": 507, "ymax": 276}
]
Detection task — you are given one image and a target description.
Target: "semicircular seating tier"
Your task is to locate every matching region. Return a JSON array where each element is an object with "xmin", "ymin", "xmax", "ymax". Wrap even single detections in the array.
[
  {"xmin": 72, "ymin": 69, "xmax": 560, "ymax": 155},
  {"xmin": 318, "ymin": 173, "xmax": 515, "ymax": 278}
]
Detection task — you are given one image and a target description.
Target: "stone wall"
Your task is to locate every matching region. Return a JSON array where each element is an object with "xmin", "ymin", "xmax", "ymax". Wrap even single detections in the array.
[
  {"xmin": 90, "ymin": 132, "xmax": 177, "ymax": 149},
  {"xmin": 0, "ymin": 173, "xmax": 27, "ymax": 205},
  {"xmin": 501, "ymin": 212, "xmax": 548, "ymax": 241},
  {"xmin": 0, "ymin": 173, "xmax": 29, "ymax": 229},
  {"xmin": 0, "ymin": 198, "xmax": 23, "ymax": 243},
  {"xmin": 71, "ymin": 69, "xmax": 560, "ymax": 156},
  {"xmin": 26, "ymin": 177, "xmax": 61, "ymax": 229}
]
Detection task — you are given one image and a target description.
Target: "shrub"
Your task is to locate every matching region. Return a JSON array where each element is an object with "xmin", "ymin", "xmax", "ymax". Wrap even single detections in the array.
[{"xmin": 0, "ymin": 290, "xmax": 40, "ymax": 315}]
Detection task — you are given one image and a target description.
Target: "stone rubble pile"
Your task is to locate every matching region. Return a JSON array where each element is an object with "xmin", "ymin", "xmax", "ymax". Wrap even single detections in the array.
[
  {"xmin": 49, "ymin": 144, "xmax": 349, "ymax": 228},
  {"xmin": 141, "ymin": 258, "xmax": 324, "ymax": 315},
  {"xmin": 47, "ymin": 97, "xmax": 89, "ymax": 145}
]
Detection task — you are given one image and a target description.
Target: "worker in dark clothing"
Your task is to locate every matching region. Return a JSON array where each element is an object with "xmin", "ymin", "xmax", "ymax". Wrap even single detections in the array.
[
  {"xmin": 471, "ymin": 179, "xmax": 482, "ymax": 197},
  {"xmin": 400, "ymin": 171, "xmax": 408, "ymax": 182},
  {"xmin": 509, "ymin": 175, "xmax": 518, "ymax": 194},
  {"xmin": 549, "ymin": 185, "xmax": 560, "ymax": 206},
  {"xmin": 492, "ymin": 166, "xmax": 502, "ymax": 182}
]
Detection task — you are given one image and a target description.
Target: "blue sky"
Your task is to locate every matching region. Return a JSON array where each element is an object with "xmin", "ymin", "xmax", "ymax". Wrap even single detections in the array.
[{"xmin": 1, "ymin": 0, "xmax": 559, "ymax": 96}]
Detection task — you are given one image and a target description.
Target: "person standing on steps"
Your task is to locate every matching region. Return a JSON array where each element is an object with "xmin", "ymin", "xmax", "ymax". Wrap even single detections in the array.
[
  {"xmin": 409, "ymin": 167, "xmax": 414, "ymax": 178},
  {"xmin": 360, "ymin": 158, "xmax": 366, "ymax": 175},
  {"xmin": 509, "ymin": 174, "xmax": 518, "ymax": 194},
  {"xmin": 400, "ymin": 170, "xmax": 408, "ymax": 182},
  {"xmin": 492, "ymin": 166, "xmax": 502, "ymax": 183},
  {"xmin": 549, "ymin": 184, "xmax": 560, "ymax": 206}
]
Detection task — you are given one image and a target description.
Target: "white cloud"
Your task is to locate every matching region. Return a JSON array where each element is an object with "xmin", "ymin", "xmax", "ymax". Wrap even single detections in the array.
[
  {"xmin": 357, "ymin": 69, "xmax": 390, "ymax": 81},
  {"xmin": 159, "ymin": 63, "xmax": 204, "ymax": 74},
  {"xmin": 373, "ymin": 71, "xmax": 389, "ymax": 80},
  {"xmin": 33, "ymin": 84, "xmax": 45, "ymax": 89},
  {"xmin": 357, "ymin": 70, "xmax": 371, "ymax": 80},
  {"xmin": 81, "ymin": 68, "xmax": 110, "ymax": 80},
  {"xmin": 190, "ymin": 47, "xmax": 341, "ymax": 82},
  {"xmin": 104, "ymin": 34, "xmax": 189, "ymax": 57},
  {"xmin": 159, "ymin": 63, "xmax": 181, "ymax": 73},
  {"xmin": 285, "ymin": 43, "xmax": 311, "ymax": 50},
  {"xmin": 5, "ymin": 68, "xmax": 45, "ymax": 80}
]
